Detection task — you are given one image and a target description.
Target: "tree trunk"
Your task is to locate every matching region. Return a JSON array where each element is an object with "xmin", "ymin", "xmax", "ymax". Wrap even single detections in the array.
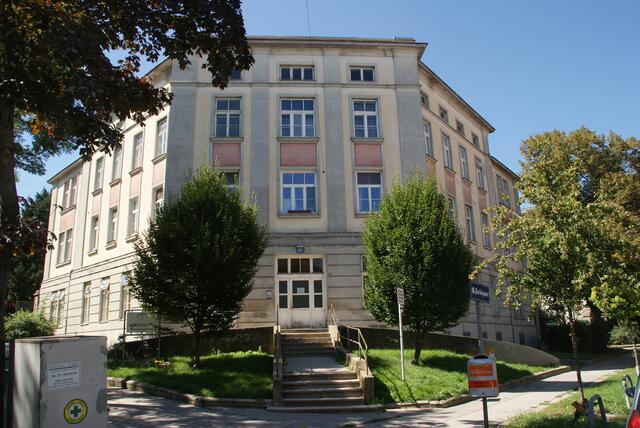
[
  {"xmin": 193, "ymin": 329, "xmax": 201, "ymax": 368},
  {"xmin": 412, "ymin": 331, "xmax": 424, "ymax": 365},
  {"xmin": 568, "ymin": 311, "xmax": 586, "ymax": 403},
  {"xmin": 0, "ymin": 98, "xmax": 18, "ymax": 426},
  {"xmin": 633, "ymin": 343, "xmax": 640, "ymax": 377}
]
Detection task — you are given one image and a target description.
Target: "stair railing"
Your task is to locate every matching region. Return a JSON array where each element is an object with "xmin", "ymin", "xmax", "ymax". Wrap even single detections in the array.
[{"xmin": 329, "ymin": 304, "xmax": 368, "ymax": 366}]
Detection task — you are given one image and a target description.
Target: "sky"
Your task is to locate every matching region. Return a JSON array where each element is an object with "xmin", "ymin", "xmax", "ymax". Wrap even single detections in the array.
[{"xmin": 16, "ymin": 0, "xmax": 640, "ymax": 197}]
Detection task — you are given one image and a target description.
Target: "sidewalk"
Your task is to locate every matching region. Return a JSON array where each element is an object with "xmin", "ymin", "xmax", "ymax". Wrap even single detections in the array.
[{"xmin": 107, "ymin": 353, "xmax": 633, "ymax": 427}]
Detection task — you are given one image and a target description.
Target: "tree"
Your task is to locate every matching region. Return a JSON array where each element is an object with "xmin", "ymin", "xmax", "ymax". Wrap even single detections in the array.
[
  {"xmin": 484, "ymin": 129, "xmax": 638, "ymax": 403},
  {"xmin": 0, "ymin": 0, "xmax": 252, "ymax": 408},
  {"xmin": 8, "ymin": 189, "xmax": 51, "ymax": 307},
  {"xmin": 131, "ymin": 167, "xmax": 267, "ymax": 366},
  {"xmin": 5, "ymin": 310, "xmax": 56, "ymax": 340},
  {"xmin": 363, "ymin": 174, "xmax": 474, "ymax": 364},
  {"xmin": 610, "ymin": 320, "xmax": 640, "ymax": 375}
]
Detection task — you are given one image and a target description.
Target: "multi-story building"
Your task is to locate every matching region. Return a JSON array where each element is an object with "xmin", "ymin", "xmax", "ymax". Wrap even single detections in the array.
[{"xmin": 36, "ymin": 36, "xmax": 537, "ymax": 346}]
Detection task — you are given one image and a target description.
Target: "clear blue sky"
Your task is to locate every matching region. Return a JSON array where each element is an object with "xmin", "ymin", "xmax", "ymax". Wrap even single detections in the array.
[{"xmin": 17, "ymin": 0, "xmax": 640, "ymax": 197}]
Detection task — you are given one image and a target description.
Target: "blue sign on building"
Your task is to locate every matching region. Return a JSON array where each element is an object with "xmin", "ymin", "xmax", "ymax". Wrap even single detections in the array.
[{"xmin": 470, "ymin": 282, "xmax": 490, "ymax": 303}]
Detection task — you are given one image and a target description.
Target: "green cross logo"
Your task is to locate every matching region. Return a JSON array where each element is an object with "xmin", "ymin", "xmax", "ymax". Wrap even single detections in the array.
[
  {"xmin": 70, "ymin": 405, "xmax": 82, "ymax": 418},
  {"xmin": 64, "ymin": 399, "xmax": 87, "ymax": 424}
]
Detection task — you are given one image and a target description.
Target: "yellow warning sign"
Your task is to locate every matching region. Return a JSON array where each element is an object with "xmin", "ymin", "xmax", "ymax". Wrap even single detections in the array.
[{"xmin": 63, "ymin": 399, "xmax": 87, "ymax": 424}]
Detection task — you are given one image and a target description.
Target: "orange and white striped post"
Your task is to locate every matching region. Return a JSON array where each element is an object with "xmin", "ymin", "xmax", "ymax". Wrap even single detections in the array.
[{"xmin": 468, "ymin": 354, "xmax": 499, "ymax": 428}]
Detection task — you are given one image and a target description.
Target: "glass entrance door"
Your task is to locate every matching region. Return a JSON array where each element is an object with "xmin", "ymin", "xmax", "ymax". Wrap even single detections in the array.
[{"xmin": 276, "ymin": 257, "xmax": 325, "ymax": 328}]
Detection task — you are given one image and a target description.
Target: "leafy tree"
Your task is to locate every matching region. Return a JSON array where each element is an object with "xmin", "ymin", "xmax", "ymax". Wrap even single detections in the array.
[
  {"xmin": 363, "ymin": 174, "xmax": 474, "ymax": 364},
  {"xmin": 0, "ymin": 0, "xmax": 252, "ymax": 407},
  {"xmin": 610, "ymin": 320, "xmax": 640, "ymax": 375},
  {"xmin": 484, "ymin": 129, "xmax": 639, "ymax": 403},
  {"xmin": 5, "ymin": 310, "xmax": 56, "ymax": 340},
  {"xmin": 131, "ymin": 167, "xmax": 267, "ymax": 366}
]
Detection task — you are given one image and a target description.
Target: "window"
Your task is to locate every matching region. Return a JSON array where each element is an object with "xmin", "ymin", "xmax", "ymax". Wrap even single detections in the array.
[
  {"xmin": 132, "ymin": 132, "xmax": 144, "ymax": 170},
  {"xmin": 99, "ymin": 278, "xmax": 109, "ymax": 322},
  {"xmin": 93, "ymin": 157, "xmax": 104, "ymax": 192},
  {"xmin": 155, "ymin": 117, "xmax": 168, "ymax": 156},
  {"xmin": 112, "ymin": 146, "xmax": 123, "ymax": 181},
  {"xmin": 439, "ymin": 106, "xmax": 449, "ymax": 123},
  {"xmin": 472, "ymin": 133, "xmax": 480, "ymax": 147},
  {"xmin": 356, "ymin": 172, "xmax": 382, "ymax": 213},
  {"xmin": 465, "ymin": 205, "xmax": 476, "ymax": 242},
  {"xmin": 281, "ymin": 99, "xmax": 315, "ymax": 137},
  {"xmin": 496, "ymin": 331, "xmax": 503, "ymax": 341},
  {"xmin": 423, "ymin": 120, "xmax": 433, "ymax": 157},
  {"xmin": 119, "ymin": 273, "xmax": 131, "ymax": 320},
  {"xmin": 420, "ymin": 92, "xmax": 429, "ymax": 109},
  {"xmin": 456, "ymin": 120, "xmax": 465, "ymax": 136},
  {"xmin": 481, "ymin": 212, "xmax": 491, "ymax": 248},
  {"xmin": 229, "ymin": 68, "xmax": 242, "ymax": 80},
  {"xmin": 448, "ymin": 197, "xmax": 458, "ymax": 222},
  {"xmin": 81, "ymin": 283, "xmax": 91, "ymax": 324},
  {"xmin": 482, "ymin": 331, "xmax": 488, "ymax": 339},
  {"xmin": 57, "ymin": 229, "xmax": 73, "ymax": 265},
  {"xmin": 89, "ymin": 215, "xmax": 99, "ymax": 252},
  {"xmin": 352, "ymin": 100, "xmax": 379, "ymax": 138},
  {"xmin": 519, "ymin": 332, "xmax": 525, "ymax": 345},
  {"xmin": 459, "ymin": 146, "xmax": 469, "ymax": 179},
  {"xmin": 442, "ymin": 133, "xmax": 453, "ymax": 170},
  {"xmin": 496, "ymin": 175, "xmax": 511, "ymax": 207},
  {"xmin": 154, "ymin": 187, "xmax": 164, "ymax": 211},
  {"xmin": 350, "ymin": 66, "xmax": 375, "ymax": 81},
  {"xmin": 49, "ymin": 290, "xmax": 65, "ymax": 327},
  {"xmin": 127, "ymin": 197, "xmax": 139, "ymax": 237},
  {"xmin": 224, "ymin": 172, "xmax": 239, "ymax": 192},
  {"xmin": 463, "ymin": 331, "xmax": 471, "ymax": 337},
  {"xmin": 277, "ymin": 257, "xmax": 324, "ymax": 274},
  {"xmin": 61, "ymin": 176, "xmax": 78, "ymax": 209},
  {"xmin": 280, "ymin": 65, "xmax": 314, "ymax": 81},
  {"xmin": 107, "ymin": 207, "xmax": 118, "ymax": 243},
  {"xmin": 475, "ymin": 158, "xmax": 485, "ymax": 189},
  {"xmin": 281, "ymin": 172, "xmax": 316, "ymax": 213},
  {"xmin": 215, "ymin": 98, "xmax": 241, "ymax": 138}
]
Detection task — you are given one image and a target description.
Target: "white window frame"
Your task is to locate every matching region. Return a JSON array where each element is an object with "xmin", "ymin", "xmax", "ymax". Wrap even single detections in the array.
[
  {"xmin": 459, "ymin": 146, "xmax": 469, "ymax": 179},
  {"xmin": 280, "ymin": 65, "xmax": 314, "ymax": 81},
  {"xmin": 356, "ymin": 172, "xmax": 383, "ymax": 214},
  {"xmin": 465, "ymin": 204, "xmax": 476, "ymax": 242},
  {"xmin": 93, "ymin": 157, "xmax": 104, "ymax": 192},
  {"xmin": 57, "ymin": 229, "xmax": 73, "ymax": 265},
  {"xmin": 214, "ymin": 98, "xmax": 242, "ymax": 138},
  {"xmin": 61, "ymin": 176, "xmax": 77, "ymax": 209},
  {"xmin": 349, "ymin": 66, "xmax": 375, "ymax": 82},
  {"xmin": 352, "ymin": 99, "xmax": 379, "ymax": 139},
  {"xmin": 153, "ymin": 186, "xmax": 164, "ymax": 212},
  {"xmin": 81, "ymin": 283, "xmax": 91, "ymax": 324},
  {"xmin": 423, "ymin": 120, "xmax": 433, "ymax": 157},
  {"xmin": 472, "ymin": 133, "xmax": 480, "ymax": 147},
  {"xmin": 132, "ymin": 132, "xmax": 144, "ymax": 170},
  {"xmin": 481, "ymin": 212, "xmax": 491, "ymax": 248},
  {"xmin": 112, "ymin": 146, "xmax": 123, "ymax": 181},
  {"xmin": 280, "ymin": 171, "xmax": 317, "ymax": 214},
  {"xmin": 119, "ymin": 274, "xmax": 131, "ymax": 320},
  {"xmin": 456, "ymin": 120, "xmax": 465, "ymax": 136},
  {"xmin": 475, "ymin": 158, "xmax": 485, "ymax": 189},
  {"xmin": 442, "ymin": 133, "xmax": 453, "ymax": 170},
  {"xmin": 280, "ymin": 98, "xmax": 315, "ymax": 137},
  {"xmin": 448, "ymin": 197, "xmax": 458, "ymax": 222},
  {"xmin": 89, "ymin": 215, "xmax": 99, "ymax": 252},
  {"xmin": 155, "ymin": 117, "xmax": 168, "ymax": 156},
  {"xmin": 224, "ymin": 172, "xmax": 240, "ymax": 192},
  {"xmin": 439, "ymin": 106, "xmax": 449, "ymax": 123},
  {"xmin": 99, "ymin": 279, "xmax": 109, "ymax": 322},
  {"xmin": 107, "ymin": 207, "xmax": 118, "ymax": 243},
  {"xmin": 127, "ymin": 197, "xmax": 139, "ymax": 237}
]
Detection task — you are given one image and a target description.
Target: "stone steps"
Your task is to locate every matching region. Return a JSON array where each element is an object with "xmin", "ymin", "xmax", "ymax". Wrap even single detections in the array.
[
  {"xmin": 281, "ymin": 396, "xmax": 365, "ymax": 407},
  {"xmin": 283, "ymin": 378, "xmax": 361, "ymax": 389}
]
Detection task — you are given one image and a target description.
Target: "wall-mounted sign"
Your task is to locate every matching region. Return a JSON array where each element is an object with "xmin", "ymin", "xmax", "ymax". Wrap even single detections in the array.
[
  {"xmin": 125, "ymin": 311, "xmax": 157, "ymax": 334},
  {"xmin": 470, "ymin": 282, "xmax": 490, "ymax": 303},
  {"xmin": 47, "ymin": 361, "xmax": 80, "ymax": 390}
]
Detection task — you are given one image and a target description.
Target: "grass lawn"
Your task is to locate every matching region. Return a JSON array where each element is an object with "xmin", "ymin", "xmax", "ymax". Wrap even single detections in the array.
[
  {"xmin": 507, "ymin": 367, "xmax": 635, "ymax": 427},
  {"xmin": 368, "ymin": 348, "xmax": 554, "ymax": 404},
  {"xmin": 108, "ymin": 350, "xmax": 273, "ymax": 399}
]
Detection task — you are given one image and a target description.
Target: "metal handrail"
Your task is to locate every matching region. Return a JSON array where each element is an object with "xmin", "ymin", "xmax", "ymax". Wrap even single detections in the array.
[{"xmin": 329, "ymin": 304, "xmax": 368, "ymax": 366}]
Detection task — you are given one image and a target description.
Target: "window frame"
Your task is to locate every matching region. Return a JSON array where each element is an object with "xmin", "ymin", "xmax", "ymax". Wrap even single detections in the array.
[
  {"xmin": 229, "ymin": 68, "xmax": 242, "ymax": 80},
  {"xmin": 280, "ymin": 171, "xmax": 318, "ymax": 214},
  {"xmin": 81, "ymin": 283, "xmax": 91, "ymax": 324},
  {"xmin": 481, "ymin": 212, "xmax": 491, "ymax": 248},
  {"xmin": 349, "ymin": 66, "xmax": 375, "ymax": 82},
  {"xmin": 475, "ymin": 157, "xmax": 485, "ymax": 190},
  {"xmin": 448, "ymin": 196, "xmax": 458, "ymax": 223},
  {"xmin": 89, "ymin": 215, "xmax": 99, "ymax": 252},
  {"xmin": 131, "ymin": 132, "xmax": 144, "ymax": 170},
  {"xmin": 351, "ymin": 99, "xmax": 380, "ymax": 139},
  {"xmin": 107, "ymin": 207, "xmax": 118, "ymax": 244},
  {"xmin": 465, "ymin": 204, "xmax": 476, "ymax": 242},
  {"xmin": 93, "ymin": 157, "xmax": 104, "ymax": 192},
  {"xmin": 442, "ymin": 133, "xmax": 454, "ymax": 170},
  {"xmin": 214, "ymin": 97, "xmax": 242, "ymax": 138},
  {"xmin": 155, "ymin": 116, "xmax": 168, "ymax": 157},
  {"xmin": 356, "ymin": 171, "xmax": 383, "ymax": 214},
  {"xmin": 456, "ymin": 120, "xmax": 465, "ymax": 136},
  {"xmin": 57, "ymin": 228, "xmax": 73, "ymax": 265},
  {"xmin": 459, "ymin": 145, "xmax": 470, "ymax": 179},
  {"xmin": 111, "ymin": 146, "xmax": 123, "ymax": 182},
  {"xmin": 119, "ymin": 273, "xmax": 131, "ymax": 320},
  {"xmin": 127, "ymin": 197, "xmax": 139, "ymax": 237},
  {"xmin": 472, "ymin": 133, "xmax": 480, "ymax": 148},
  {"xmin": 280, "ymin": 65, "xmax": 315, "ymax": 81},
  {"xmin": 420, "ymin": 92, "xmax": 430, "ymax": 109},
  {"xmin": 99, "ymin": 279, "xmax": 110, "ymax": 322},
  {"xmin": 423, "ymin": 120, "xmax": 433, "ymax": 157},
  {"xmin": 439, "ymin": 106, "xmax": 449, "ymax": 123},
  {"xmin": 224, "ymin": 171, "xmax": 240, "ymax": 193},
  {"xmin": 279, "ymin": 98, "xmax": 316, "ymax": 138}
]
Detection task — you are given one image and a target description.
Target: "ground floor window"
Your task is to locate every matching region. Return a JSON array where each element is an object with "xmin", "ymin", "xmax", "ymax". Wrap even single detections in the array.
[{"xmin": 99, "ymin": 278, "xmax": 110, "ymax": 322}]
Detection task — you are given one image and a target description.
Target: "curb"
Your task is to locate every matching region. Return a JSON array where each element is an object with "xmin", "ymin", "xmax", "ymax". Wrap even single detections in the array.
[{"xmin": 107, "ymin": 376, "xmax": 272, "ymax": 409}]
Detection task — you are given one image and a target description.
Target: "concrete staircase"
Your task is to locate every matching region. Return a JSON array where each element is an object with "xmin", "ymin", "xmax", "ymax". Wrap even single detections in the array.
[{"xmin": 277, "ymin": 329, "xmax": 366, "ymax": 409}]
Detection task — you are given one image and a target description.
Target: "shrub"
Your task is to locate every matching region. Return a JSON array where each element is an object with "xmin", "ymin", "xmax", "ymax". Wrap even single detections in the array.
[{"xmin": 5, "ymin": 310, "xmax": 56, "ymax": 340}]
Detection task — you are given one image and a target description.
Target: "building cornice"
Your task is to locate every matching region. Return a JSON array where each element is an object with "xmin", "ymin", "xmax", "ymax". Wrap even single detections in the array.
[{"xmin": 490, "ymin": 155, "xmax": 520, "ymax": 180}]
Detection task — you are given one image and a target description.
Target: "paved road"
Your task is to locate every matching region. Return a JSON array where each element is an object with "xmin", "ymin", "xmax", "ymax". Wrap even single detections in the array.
[{"xmin": 108, "ymin": 353, "xmax": 634, "ymax": 427}]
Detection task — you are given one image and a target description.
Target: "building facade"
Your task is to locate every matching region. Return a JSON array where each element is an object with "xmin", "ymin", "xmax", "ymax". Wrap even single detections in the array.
[{"xmin": 36, "ymin": 36, "xmax": 537, "ymax": 345}]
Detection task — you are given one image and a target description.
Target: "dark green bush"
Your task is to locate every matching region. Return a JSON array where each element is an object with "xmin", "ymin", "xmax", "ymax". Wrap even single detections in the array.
[
  {"xmin": 6, "ymin": 310, "xmax": 56, "ymax": 340},
  {"xmin": 540, "ymin": 313, "xmax": 612, "ymax": 354}
]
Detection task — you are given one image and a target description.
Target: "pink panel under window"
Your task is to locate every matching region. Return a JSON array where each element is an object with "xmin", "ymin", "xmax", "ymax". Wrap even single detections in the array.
[
  {"xmin": 153, "ymin": 161, "xmax": 164, "ymax": 186},
  {"xmin": 479, "ymin": 193, "xmax": 487, "ymax": 212},
  {"xmin": 60, "ymin": 210, "xmax": 75, "ymax": 231},
  {"xmin": 129, "ymin": 172, "xmax": 141, "ymax": 197},
  {"xmin": 213, "ymin": 143, "xmax": 241, "ymax": 167},
  {"xmin": 354, "ymin": 143, "xmax": 382, "ymax": 167},
  {"xmin": 445, "ymin": 172, "xmax": 456, "ymax": 195},
  {"xmin": 109, "ymin": 183, "xmax": 120, "ymax": 206},
  {"xmin": 463, "ymin": 181, "xmax": 472, "ymax": 204},
  {"xmin": 91, "ymin": 194, "xmax": 101, "ymax": 215},
  {"xmin": 280, "ymin": 143, "xmax": 317, "ymax": 167}
]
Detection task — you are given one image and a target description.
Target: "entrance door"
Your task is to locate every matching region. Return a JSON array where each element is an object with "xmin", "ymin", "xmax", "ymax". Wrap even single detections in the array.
[{"xmin": 276, "ymin": 257, "xmax": 325, "ymax": 328}]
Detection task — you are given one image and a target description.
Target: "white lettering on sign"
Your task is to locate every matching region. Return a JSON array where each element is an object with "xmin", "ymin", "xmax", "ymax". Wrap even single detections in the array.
[
  {"xmin": 396, "ymin": 287, "xmax": 405, "ymax": 308},
  {"xmin": 472, "ymin": 286, "xmax": 489, "ymax": 298},
  {"xmin": 47, "ymin": 361, "xmax": 81, "ymax": 390}
]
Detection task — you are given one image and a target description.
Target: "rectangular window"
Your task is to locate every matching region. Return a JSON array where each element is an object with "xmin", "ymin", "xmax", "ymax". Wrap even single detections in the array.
[
  {"xmin": 224, "ymin": 172, "xmax": 240, "ymax": 192},
  {"xmin": 497, "ymin": 175, "xmax": 511, "ymax": 207},
  {"xmin": 448, "ymin": 197, "xmax": 457, "ymax": 222},
  {"xmin": 112, "ymin": 146, "xmax": 123, "ymax": 181},
  {"xmin": 153, "ymin": 187, "xmax": 164, "ymax": 212},
  {"xmin": 278, "ymin": 280, "xmax": 288, "ymax": 309},
  {"xmin": 215, "ymin": 98, "xmax": 241, "ymax": 138},
  {"xmin": 155, "ymin": 117, "xmax": 168, "ymax": 156},
  {"xmin": 442, "ymin": 133, "xmax": 453, "ymax": 169},
  {"xmin": 420, "ymin": 92, "xmax": 429, "ymax": 109},
  {"xmin": 352, "ymin": 100, "xmax": 379, "ymax": 138},
  {"xmin": 107, "ymin": 207, "xmax": 118, "ymax": 243},
  {"xmin": 93, "ymin": 157, "xmax": 104, "ymax": 192},
  {"xmin": 281, "ymin": 172, "xmax": 317, "ymax": 213},
  {"xmin": 459, "ymin": 146, "xmax": 469, "ymax": 179},
  {"xmin": 57, "ymin": 229, "xmax": 73, "ymax": 265},
  {"xmin": 350, "ymin": 66, "xmax": 375, "ymax": 81},
  {"xmin": 439, "ymin": 106, "xmax": 449, "ymax": 123},
  {"xmin": 475, "ymin": 158, "xmax": 485, "ymax": 189},
  {"xmin": 356, "ymin": 172, "xmax": 382, "ymax": 213},
  {"xmin": 280, "ymin": 65, "xmax": 314, "ymax": 81},
  {"xmin": 281, "ymin": 99, "xmax": 315, "ymax": 137},
  {"xmin": 481, "ymin": 212, "xmax": 491, "ymax": 248},
  {"xmin": 81, "ymin": 283, "xmax": 91, "ymax": 324},
  {"xmin": 456, "ymin": 120, "xmax": 465, "ymax": 136},
  {"xmin": 496, "ymin": 331, "xmax": 503, "ymax": 341},
  {"xmin": 61, "ymin": 176, "xmax": 78, "ymax": 209},
  {"xmin": 423, "ymin": 120, "xmax": 433, "ymax": 157},
  {"xmin": 229, "ymin": 68, "xmax": 242, "ymax": 80},
  {"xmin": 132, "ymin": 132, "xmax": 143, "ymax": 170},
  {"xmin": 472, "ymin": 133, "xmax": 480, "ymax": 147},
  {"xmin": 502, "ymin": 178, "xmax": 511, "ymax": 208},
  {"xmin": 99, "ymin": 279, "xmax": 109, "ymax": 322},
  {"xmin": 127, "ymin": 197, "xmax": 139, "ymax": 237},
  {"xmin": 89, "ymin": 215, "xmax": 99, "ymax": 252},
  {"xmin": 119, "ymin": 274, "xmax": 131, "ymax": 320},
  {"xmin": 465, "ymin": 205, "xmax": 476, "ymax": 242}
]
